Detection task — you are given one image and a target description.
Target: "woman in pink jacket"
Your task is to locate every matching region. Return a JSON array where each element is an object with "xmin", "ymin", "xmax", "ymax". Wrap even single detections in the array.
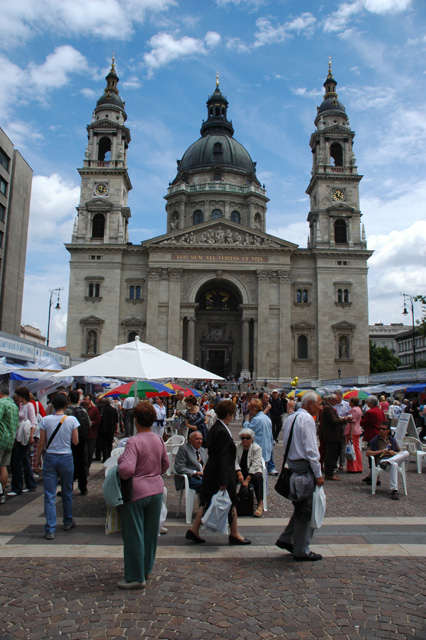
[
  {"xmin": 345, "ymin": 398, "xmax": 363, "ymax": 473},
  {"xmin": 117, "ymin": 401, "xmax": 169, "ymax": 589}
]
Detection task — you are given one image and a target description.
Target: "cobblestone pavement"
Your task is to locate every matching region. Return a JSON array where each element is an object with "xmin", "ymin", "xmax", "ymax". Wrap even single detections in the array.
[{"xmin": 1, "ymin": 422, "xmax": 426, "ymax": 639}]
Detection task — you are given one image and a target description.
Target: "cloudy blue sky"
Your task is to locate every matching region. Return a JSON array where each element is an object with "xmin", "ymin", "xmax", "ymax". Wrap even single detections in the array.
[{"xmin": 1, "ymin": 0, "xmax": 425, "ymax": 347}]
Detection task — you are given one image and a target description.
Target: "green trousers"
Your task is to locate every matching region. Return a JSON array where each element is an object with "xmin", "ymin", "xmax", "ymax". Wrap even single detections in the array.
[{"xmin": 120, "ymin": 492, "xmax": 163, "ymax": 583}]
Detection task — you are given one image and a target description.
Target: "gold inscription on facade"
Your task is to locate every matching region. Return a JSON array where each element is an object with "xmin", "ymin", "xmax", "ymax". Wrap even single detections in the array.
[{"xmin": 171, "ymin": 254, "xmax": 268, "ymax": 263}]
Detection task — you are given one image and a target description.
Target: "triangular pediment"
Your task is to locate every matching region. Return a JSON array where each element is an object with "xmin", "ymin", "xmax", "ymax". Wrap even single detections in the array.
[
  {"xmin": 85, "ymin": 197, "xmax": 114, "ymax": 211},
  {"xmin": 291, "ymin": 321, "xmax": 315, "ymax": 331},
  {"xmin": 143, "ymin": 220, "xmax": 298, "ymax": 250},
  {"xmin": 332, "ymin": 321, "xmax": 356, "ymax": 331},
  {"xmin": 80, "ymin": 315, "xmax": 105, "ymax": 325},
  {"xmin": 326, "ymin": 203, "xmax": 355, "ymax": 214}
]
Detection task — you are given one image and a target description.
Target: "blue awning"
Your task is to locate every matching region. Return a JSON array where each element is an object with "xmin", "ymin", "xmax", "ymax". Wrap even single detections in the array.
[{"xmin": 405, "ymin": 383, "xmax": 426, "ymax": 393}]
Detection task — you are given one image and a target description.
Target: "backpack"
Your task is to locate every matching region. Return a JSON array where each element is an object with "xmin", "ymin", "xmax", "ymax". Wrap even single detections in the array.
[{"xmin": 70, "ymin": 406, "xmax": 91, "ymax": 438}]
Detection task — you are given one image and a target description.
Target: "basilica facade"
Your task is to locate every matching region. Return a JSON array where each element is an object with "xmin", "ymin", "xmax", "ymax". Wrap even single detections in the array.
[{"xmin": 65, "ymin": 60, "xmax": 372, "ymax": 384}]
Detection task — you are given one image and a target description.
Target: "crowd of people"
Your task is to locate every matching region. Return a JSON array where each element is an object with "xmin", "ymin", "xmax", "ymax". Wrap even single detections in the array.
[{"xmin": 0, "ymin": 380, "xmax": 424, "ymax": 588}]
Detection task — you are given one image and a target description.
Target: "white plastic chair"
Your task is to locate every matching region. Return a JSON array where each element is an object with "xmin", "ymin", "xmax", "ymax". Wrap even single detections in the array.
[
  {"xmin": 173, "ymin": 461, "xmax": 198, "ymax": 524},
  {"xmin": 369, "ymin": 456, "xmax": 407, "ymax": 496},
  {"xmin": 261, "ymin": 458, "xmax": 268, "ymax": 512},
  {"xmin": 165, "ymin": 435, "xmax": 185, "ymax": 476},
  {"xmin": 111, "ymin": 447, "xmax": 125, "ymax": 457},
  {"xmin": 416, "ymin": 451, "xmax": 426, "ymax": 473},
  {"xmin": 403, "ymin": 436, "xmax": 426, "ymax": 457}
]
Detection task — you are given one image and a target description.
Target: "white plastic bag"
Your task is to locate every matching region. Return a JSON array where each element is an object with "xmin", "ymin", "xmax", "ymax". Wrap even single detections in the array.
[
  {"xmin": 345, "ymin": 441, "xmax": 356, "ymax": 461},
  {"xmin": 201, "ymin": 489, "xmax": 232, "ymax": 535},
  {"xmin": 310, "ymin": 486, "xmax": 326, "ymax": 529}
]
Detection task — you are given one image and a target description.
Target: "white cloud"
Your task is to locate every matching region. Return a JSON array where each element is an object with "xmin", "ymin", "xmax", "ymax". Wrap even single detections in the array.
[
  {"xmin": 0, "ymin": 46, "xmax": 88, "ymax": 118},
  {"xmin": 367, "ymin": 220, "xmax": 426, "ymax": 323},
  {"xmin": 3, "ymin": 121, "xmax": 44, "ymax": 151},
  {"xmin": 28, "ymin": 46, "xmax": 88, "ymax": 91},
  {"xmin": 215, "ymin": 0, "xmax": 266, "ymax": 7},
  {"xmin": 205, "ymin": 31, "xmax": 221, "ymax": 47},
  {"xmin": 0, "ymin": 0, "xmax": 178, "ymax": 48},
  {"xmin": 292, "ymin": 87, "xmax": 323, "ymax": 99},
  {"xmin": 122, "ymin": 76, "xmax": 142, "ymax": 90},
  {"xmin": 143, "ymin": 31, "xmax": 220, "ymax": 76},
  {"xmin": 254, "ymin": 13, "xmax": 316, "ymax": 47},
  {"xmin": 324, "ymin": 0, "xmax": 412, "ymax": 33},
  {"xmin": 28, "ymin": 174, "xmax": 79, "ymax": 249},
  {"xmin": 81, "ymin": 88, "xmax": 96, "ymax": 99},
  {"xmin": 226, "ymin": 37, "xmax": 251, "ymax": 53}
]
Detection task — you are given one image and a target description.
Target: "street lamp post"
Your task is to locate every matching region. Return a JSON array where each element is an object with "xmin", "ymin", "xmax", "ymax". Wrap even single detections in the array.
[
  {"xmin": 402, "ymin": 293, "xmax": 416, "ymax": 370},
  {"xmin": 338, "ymin": 368, "xmax": 341, "ymax": 379},
  {"xmin": 46, "ymin": 288, "xmax": 62, "ymax": 347}
]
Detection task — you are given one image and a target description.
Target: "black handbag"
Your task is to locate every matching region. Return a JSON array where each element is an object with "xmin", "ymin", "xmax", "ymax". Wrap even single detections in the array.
[
  {"xmin": 275, "ymin": 415, "xmax": 298, "ymax": 499},
  {"xmin": 236, "ymin": 484, "xmax": 254, "ymax": 516}
]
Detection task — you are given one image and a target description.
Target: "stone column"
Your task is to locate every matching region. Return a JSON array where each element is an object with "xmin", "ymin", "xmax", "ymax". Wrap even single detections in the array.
[
  {"xmin": 241, "ymin": 318, "xmax": 250, "ymax": 375},
  {"xmin": 187, "ymin": 317, "xmax": 195, "ymax": 363},
  {"xmin": 278, "ymin": 270, "xmax": 291, "ymax": 381},
  {"xmin": 253, "ymin": 319, "xmax": 258, "ymax": 381},
  {"xmin": 167, "ymin": 268, "xmax": 183, "ymax": 356},
  {"xmin": 145, "ymin": 268, "xmax": 161, "ymax": 347},
  {"xmin": 256, "ymin": 271, "xmax": 270, "ymax": 381}
]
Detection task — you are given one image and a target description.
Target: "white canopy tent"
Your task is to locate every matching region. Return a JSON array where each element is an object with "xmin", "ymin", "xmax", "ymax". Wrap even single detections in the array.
[{"xmin": 53, "ymin": 337, "xmax": 224, "ymax": 382}]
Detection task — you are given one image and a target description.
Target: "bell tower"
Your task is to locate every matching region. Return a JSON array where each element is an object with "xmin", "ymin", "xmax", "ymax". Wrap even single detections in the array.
[
  {"xmin": 306, "ymin": 60, "xmax": 366, "ymax": 250},
  {"xmin": 72, "ymin": 55, "xmax": 132, "ymax": 245}
]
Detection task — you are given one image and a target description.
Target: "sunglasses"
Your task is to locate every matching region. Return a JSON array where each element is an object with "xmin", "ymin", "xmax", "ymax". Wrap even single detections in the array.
[
  {"xmin": 240, "ymin": 436, "xmax": 252, "ymax": 441},
  {"xmin": 379, "ymin": 427, "xmax": 389, "ymax": 431}
]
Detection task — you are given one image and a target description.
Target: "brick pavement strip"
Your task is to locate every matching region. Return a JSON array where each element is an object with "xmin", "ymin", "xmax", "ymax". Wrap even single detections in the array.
[{"xmin": 1, "ymin": 557, "xmax": 425, "ymax": 640}]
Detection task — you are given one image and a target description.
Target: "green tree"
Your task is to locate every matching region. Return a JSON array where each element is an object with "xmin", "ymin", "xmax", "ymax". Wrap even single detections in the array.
[
  {"xmin": 414, "ymin": 295, "xmax": 426, "ymax": 337},
  {"xmin": 369, "ymin": 342, "xmax": 400, "ymax": 374}
]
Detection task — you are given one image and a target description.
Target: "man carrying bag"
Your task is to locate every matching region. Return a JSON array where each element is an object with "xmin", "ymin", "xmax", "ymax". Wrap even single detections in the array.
[{"xmin": 275, "ymin": 391, "xmax": 324, "ymax": 561}]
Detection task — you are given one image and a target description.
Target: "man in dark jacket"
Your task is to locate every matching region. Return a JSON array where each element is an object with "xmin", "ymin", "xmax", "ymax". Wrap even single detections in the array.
[
  {"xmin": 270, "ymin": 390, "xmax": 284, "ymax": 443},
  {"xmin": 320, "ymin": 394, "xmax": 351, "ymax": 481},
  {"xmin": 82, "ymin": 394, "xmax": 101, "ymax": 474},
  {"xmin": 99, "ymin": 398, "xmax": 118, "ymax": 462}
]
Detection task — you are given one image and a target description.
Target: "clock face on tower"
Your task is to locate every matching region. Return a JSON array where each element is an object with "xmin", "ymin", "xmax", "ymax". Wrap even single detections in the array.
[
  {"xmin": 332, "ymin": 189, "xmax": 345, "ymax": 202},
  {"xmin": 95, "ymin": 183, "xmax": 108, "ymax": 196}
]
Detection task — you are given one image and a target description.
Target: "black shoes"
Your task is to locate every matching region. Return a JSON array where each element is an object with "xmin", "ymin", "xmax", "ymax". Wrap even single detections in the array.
[
  {"xmin": 294, "ymin": 552, "xmax": 322, "ymax": 562},
  {"xmin": 391, "ymin": 490, "xmax": 399, "ymax": 500},
  {"xmin": 185, "ymin": 529, "xmax": 206, "ymax": 544},
  {"xmin": 229, "ymin": 535, "xmax": 251, "ymax": 546},
  {"xmin": 276, "ymin": 540, "xmax": 293, "ymax": 553}
]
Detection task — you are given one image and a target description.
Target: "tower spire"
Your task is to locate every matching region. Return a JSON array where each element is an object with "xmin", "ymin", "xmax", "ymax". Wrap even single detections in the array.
[{"xmin": 323, "ymin": 57, "xmax": 338, "ymax": 103}]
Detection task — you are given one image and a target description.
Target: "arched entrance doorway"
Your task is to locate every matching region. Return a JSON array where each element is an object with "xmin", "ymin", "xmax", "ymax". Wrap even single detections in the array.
[{"xmin": 193, "ymin": 281, "xmax": 243, "ymax": 379}]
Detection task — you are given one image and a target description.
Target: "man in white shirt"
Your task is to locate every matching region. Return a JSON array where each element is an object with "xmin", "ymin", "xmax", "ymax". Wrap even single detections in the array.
[{"xmin": 276, "ymin": 391, "xmax": 324, "ymax": 561}]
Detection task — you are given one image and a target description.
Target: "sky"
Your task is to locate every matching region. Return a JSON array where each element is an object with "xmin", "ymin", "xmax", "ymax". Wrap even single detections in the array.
[{"xmin": 1, "ymin": 0, "xmax": 425, "ymax": 348}]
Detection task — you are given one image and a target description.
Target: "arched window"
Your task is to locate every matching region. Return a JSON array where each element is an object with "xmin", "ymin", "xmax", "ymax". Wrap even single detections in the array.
[
  {"xmin": 296, "ymin": 289, "xmax": 302, "ymax": 303},
  {"xmin": 343, "ymin": 289, "xmax": 349, "ymax": 303},
  {"xmin": 211, "ymin": 209, "xmax": 223, "ymax": 220},
  {"xmin": 88, "ymin": 283, "xmax": 100, "ymax": 297},
  {"xmin": 337, "ymin": 289, "xmax": 343, "ymax": 303},
  {"xmin": 129, "ymin": 286, "xmax": 135, "ymax": 299},
  {"xmin": 213, "ymin": 172, "xmax": 222, "ymax": 181},
  {"xmin": 136, "ymin": 286, "xmax": 141, "ymax": 299},
  {"xmin": 297, "ymin": 335, "xmax": 308, "ymax": 359},
  {"xmin": 330, "ymin": 142, "xmax": 343, "ymax": 166},
  {"xmin": 92, "ymin": 213, "xmax": 105, "ymax": 238},
  {"xmin": 334, "ymin": 219, "xmax": 347, "ymax": 243},
  {"xmin": 88, "ymin": 283, "xmax": 94, "ymax": 297},
  {"xmin": 193, "ymin": 210, "xmax": 203, "ymax": 225},
  {"xmin": 128, "ymin": 331, "xmax": 138, "ymax": 342},
  {"xmin": 230, "ymin": 210, "xmax": 241, "ymax": 224},
  {"xmin": 302, "ymin": 289, "xmax": 308, "ymax": 303},
  {"xmin": 98, "ymin": 137, "xmax": 111, "ymax": 162}
]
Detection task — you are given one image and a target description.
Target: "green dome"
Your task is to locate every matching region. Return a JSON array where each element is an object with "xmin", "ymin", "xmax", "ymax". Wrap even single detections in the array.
[{"xmin": 177, "ymin": 134, "xmax": 256, "ymax": 176}]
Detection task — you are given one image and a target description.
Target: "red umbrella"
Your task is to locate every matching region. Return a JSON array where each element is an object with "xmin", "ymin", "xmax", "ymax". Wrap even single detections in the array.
[
  {"xmin": 165, "ymin": 383, "xmax": 202, "ymax": 397},
  {"xmin": 103, "ymin": 380, "xmax": 173, "ymax": 399}
]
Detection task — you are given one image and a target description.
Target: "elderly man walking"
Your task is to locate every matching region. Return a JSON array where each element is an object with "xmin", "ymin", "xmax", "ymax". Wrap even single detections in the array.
[
  {"xmin": 276, "ymin": 391, "xmax": 324, "ymax": 561},
  {"xmin": 0, "ymin": 384, "xmax": 19, "ymax": 504}
]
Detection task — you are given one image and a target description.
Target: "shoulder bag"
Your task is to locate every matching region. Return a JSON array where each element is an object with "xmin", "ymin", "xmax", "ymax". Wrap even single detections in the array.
[
  {"xmin": 45, "ymin": 416, "xmax": 67, "ymax": 450},
  {"xmin": 15, "ymin": 405, "xmax": 32, "ymax": 446},
  {"xmin": 274, "ymin": 415, "xmax": 298, "ymax": 499}
]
